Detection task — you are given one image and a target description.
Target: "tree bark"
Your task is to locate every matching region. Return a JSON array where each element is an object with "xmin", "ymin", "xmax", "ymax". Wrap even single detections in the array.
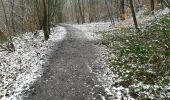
[
  {"xmin": 120, "ymin": 0, "xmax": 125, "ymax": 20},
  {"xmin": 89, "ymin": 0, "xmax": 96, "ymax": 22},
  {"xmin": 42, "ymin": 0, "xmax": 49, "ymax": 40},
  {"xmin": 74, "ymin": 1, "xmax": 80, "ymax": 24},
  {"xmin": 129, "ymin": 0, "xmax": 139, "ymax": 30},
  {"xmin": 77, "ymin": 0, "xmax": 85, "ymax": 23},
  {"xmin": 0, "ymin": 0, "xmax": 14, "ymax": 50},
  {"xmin": 105, "ymin": 0, "xmax": 114, "ymax": 25},
  {"xmin": 150, "ymin": 0, "xmax": 155, "ymax": 14},
  {"xmin": 11, "ymin": 0, "xmax": 16, "ymax": 33}
]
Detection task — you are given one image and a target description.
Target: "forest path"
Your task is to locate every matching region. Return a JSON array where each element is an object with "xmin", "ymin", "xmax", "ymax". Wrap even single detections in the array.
[{"xmin": 23, "ymin": 25, "xmax": 110, "ymax": 100}]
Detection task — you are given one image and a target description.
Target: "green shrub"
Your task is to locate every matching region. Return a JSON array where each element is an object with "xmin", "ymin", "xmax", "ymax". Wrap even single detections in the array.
[{"xmin": 102, "ymin": 15, "xmax": 170, "ymax": 99}]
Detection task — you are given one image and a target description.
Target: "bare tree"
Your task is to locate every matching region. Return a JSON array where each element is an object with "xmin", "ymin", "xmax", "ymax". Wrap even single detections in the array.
[
  {"xmin": 74, "ymin": 1, "xmax": 80, "ymax": 24},
  {"xmin": 77, "ymin": 0, "xmax": 85, "ymax": 23},
  {"xmin": 150, "ymin": 0, "xmax": 155, "ymax": 14},
  {"xmin": 105, "ymin": 0, "xmax": 114, "ymax": 24},
  {"xmin": 120, "ymin": 0, "xmax": 125, "ymax": 20},
  {"xmin": 88, "ymin": 0, "xmax": 96, "ymax": 22},
  {"xmin": 0, "ymin": 0, "xmax": 15, "ymax": 50},
  {"xmin": 10, "ymin": 0, "xmax": 16, "ymax": 33},
  {"xmin": 129, "ymin": 0, "xmax": 139, "ymax": 30},
  {"xmin": 42, "ymin": 0, "xmax": 49, "ymax": 40}
]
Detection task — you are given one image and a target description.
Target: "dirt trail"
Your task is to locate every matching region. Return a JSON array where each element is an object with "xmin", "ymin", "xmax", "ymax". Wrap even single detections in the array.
[{"xmin": 23, "ymin": 25, "xmax": 111, "ymax": 100}]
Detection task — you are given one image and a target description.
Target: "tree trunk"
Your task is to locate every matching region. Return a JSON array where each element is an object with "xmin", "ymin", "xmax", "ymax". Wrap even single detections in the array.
[
  {"xmin": 120, "ymin": 0, "xmax": 125, "ymax": 20},
  {"xmin": 150, "ymin": 0, "xmax": 155, "ymax": 14},
  {"xmin": 0, "ymin": 0, "xmax": 14, "ymax": 50},
  {"xmin": 42, "ymin": 0, "xmax": 49, "ymax": 40},
  {"xmin": 89, "ymin": 0, "xmax": 96, "ymax": 22},
  {"xmin": 105, "ymin": 0, "xmax": 114, "ymax": 25},
  {"xmin": 77, "ymin": 0, "xmax": 85, "ymax": 23},
  {"xmin": 11, "ymin": 0, "xmax": 16, "ymax": 33},
  {"xmin": 74, "ymin": 2, "xmax": 80, "ymax": 24},
  {"xmin": 57, "ymin": 10, "xmax": 63, "ymax": 23},
  {"xmin": 129, "ymin": 0, "xmax": 139, "ymax": 30}
]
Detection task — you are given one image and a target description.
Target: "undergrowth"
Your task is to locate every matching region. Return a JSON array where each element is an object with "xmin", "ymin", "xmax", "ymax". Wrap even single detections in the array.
[{"xmin": 101, "ymin": 15, "xmax": 170, "ymax": 99}]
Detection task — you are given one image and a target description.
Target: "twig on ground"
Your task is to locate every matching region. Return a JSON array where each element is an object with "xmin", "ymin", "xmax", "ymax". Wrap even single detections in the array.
[{"xmin": 0, "ymin": 44, "xmax": 14, "ymax": 52}]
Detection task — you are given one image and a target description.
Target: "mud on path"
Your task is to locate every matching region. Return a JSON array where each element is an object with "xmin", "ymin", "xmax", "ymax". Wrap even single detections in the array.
[{"xmin": 23, "ymin": 25, "xmax": 112, "ymax": 100}]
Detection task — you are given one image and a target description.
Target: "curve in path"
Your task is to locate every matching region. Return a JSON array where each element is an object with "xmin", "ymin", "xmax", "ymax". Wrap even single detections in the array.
[{"xmin": 23, "ymin": 25, "xmax": 109, "ymax": 100}]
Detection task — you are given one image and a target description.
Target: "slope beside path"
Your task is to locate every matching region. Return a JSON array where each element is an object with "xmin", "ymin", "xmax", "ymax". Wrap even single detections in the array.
[{"xmin": 0, "ymin": 27, "xmax": 67, "ymax": 100}]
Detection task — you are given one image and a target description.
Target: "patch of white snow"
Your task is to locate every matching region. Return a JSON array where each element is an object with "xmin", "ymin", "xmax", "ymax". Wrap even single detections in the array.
[{"xmin": 0, "ymin": 26, "xmax": 67, "ymax": 100}]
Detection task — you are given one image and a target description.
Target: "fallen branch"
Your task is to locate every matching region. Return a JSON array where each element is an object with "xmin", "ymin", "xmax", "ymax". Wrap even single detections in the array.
[{"xmin": 0, "ymin": 44, "xmax": 14, "ymax": 52}]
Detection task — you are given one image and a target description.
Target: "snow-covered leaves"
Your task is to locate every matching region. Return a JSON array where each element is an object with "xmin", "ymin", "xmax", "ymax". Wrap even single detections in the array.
[{"xmin": 0, "ymin": 26, "xmax": 67, "ymax": 100}]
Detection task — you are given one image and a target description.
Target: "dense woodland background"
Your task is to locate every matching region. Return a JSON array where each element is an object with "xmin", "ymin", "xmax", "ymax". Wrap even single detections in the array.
[{"xmin": 0, "ymin": 0, "xmax": 167, "ymax": 42}]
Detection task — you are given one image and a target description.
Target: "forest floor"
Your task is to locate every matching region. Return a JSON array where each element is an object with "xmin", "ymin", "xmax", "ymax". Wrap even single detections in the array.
[
  {"xmin": 0, "ymin": 8, "xmax": 170, "ymax": 100},
  {"xmin": 1, "ymin": 23, "xmax": 124, "ymax": 100},
  {"xmin": 98, "ymin": 8, "xmax": 170, "ymax": 99},
  {"xmin": 22, "ymin": 25, "xmax": 115, "ymax": 100},
  {"xmin": 0, "ymin": 27, "xmax": 67, "ymax": 100}
]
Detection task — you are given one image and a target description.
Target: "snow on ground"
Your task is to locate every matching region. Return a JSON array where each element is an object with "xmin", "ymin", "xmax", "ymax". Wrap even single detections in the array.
[
  {"xmin": 71, "ymin": 22, "xmax": 112, "ymax": 32},
  {"xmin": 0, "ymin": 26, "xmax": 67, "ymax": 100},
  {"xmin": 70, "ymin": 22, "xmax": 113, "ymax": 41},
  {"xmin": 0, "ymin": 7, "xmax": 169, "ymax": 100},
  {"xmin": 71, "ymin": 23, "xmax": 135, "ymax": 100},
  {"xmin": 71, "ymin": 7, "xmax": 170, "ymax": 33},
  {"xmin": 72, "ymin": 17, "xmax": 170, "ymax": 100},
  {"xmin": 69, "ymin": 8, "xmax": 170, "ymax": 99},
  {"xmin": 113, "ymin": 7, "xmax": 170, "ymax": 29}
]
